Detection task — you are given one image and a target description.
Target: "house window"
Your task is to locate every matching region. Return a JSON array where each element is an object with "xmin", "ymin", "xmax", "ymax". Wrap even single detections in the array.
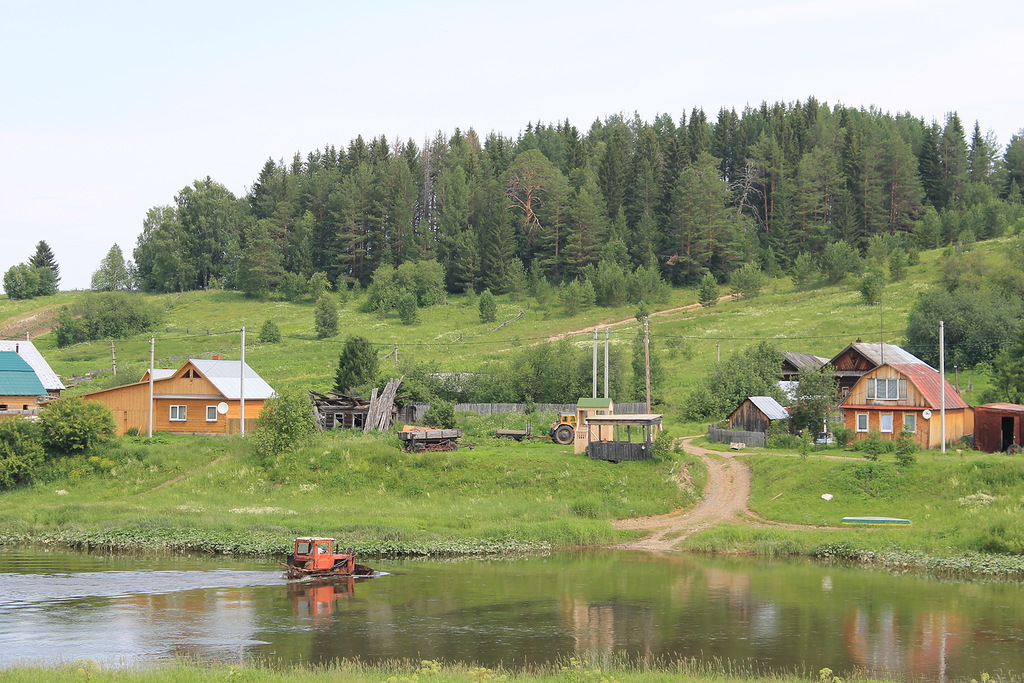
[
  {"xmin": 856, "ymin": 414, "xmax": 869, "ymax": 432},
  {"xmin": 880, "ymin": 413, "xmax": 894, "ymax": 433},
  {"xmin": 904, "ymin": 413, "xmax": 917, "ymax": 433},
  {"xmin": 867, "ymin": 378, "xmax": 907, "ymax": 400},
  {"xmin": 206, "ymin": 406, "xmax": 218, "ymax": 422},
  {"xmin": 170, "ymin": 405, "xmax": 187, "ymax": 421}
]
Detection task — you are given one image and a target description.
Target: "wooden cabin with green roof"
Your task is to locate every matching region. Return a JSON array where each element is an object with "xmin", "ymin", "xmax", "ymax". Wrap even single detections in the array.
[{"xmin": 0, "ymin": 351, "xmax": 48, "ymax": 412}]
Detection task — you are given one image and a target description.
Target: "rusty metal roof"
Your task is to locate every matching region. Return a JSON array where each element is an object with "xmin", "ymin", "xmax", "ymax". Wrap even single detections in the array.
[{"xmin": 889, "ymin": 363, "xmax": 969, "ymax": 410}]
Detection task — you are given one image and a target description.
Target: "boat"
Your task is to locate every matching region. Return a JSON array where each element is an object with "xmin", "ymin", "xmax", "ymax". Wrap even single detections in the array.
[{"xmin": 841, "ymin": 516, "xmax": 911, "ymax": 525}]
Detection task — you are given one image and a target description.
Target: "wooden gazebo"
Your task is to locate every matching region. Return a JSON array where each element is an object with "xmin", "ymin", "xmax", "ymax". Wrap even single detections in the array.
[{"xmin": 581, "ymin": 413, "xmax": 662, "ymax": 462}]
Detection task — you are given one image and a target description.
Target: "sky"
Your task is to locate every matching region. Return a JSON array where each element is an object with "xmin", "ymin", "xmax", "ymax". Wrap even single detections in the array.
[{"xmin": 3, "ymin": 0, "xmax": 1022, "ymax": 291}]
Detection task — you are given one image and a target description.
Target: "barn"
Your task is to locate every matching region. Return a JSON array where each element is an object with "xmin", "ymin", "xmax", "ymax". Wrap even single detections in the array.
[
  {"xmin": 81, "ymin": 358, "xmax": 275, "ymax": 436},
  {"xmin": 727, "ymin": 396, "xmax": 789, "ymax": 433},
  {"xmin": 973, "ymin": 404, "xmax": 1024, "ymax": 453}
]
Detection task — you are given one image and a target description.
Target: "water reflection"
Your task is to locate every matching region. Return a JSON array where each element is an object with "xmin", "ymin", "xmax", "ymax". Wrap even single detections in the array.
[{"xmin": 0, "ymin": 548, "xmax": 1022, "ymax": 681}]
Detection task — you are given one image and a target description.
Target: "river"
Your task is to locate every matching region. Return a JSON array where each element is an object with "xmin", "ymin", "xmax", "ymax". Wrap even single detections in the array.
[{"xmin": 1, "ymin": 548, "xmax": 1022, "ymax": 680}]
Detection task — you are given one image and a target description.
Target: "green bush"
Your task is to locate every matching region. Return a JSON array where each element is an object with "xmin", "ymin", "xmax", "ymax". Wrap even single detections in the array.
[
  {"xmin": 39, "ymin": 398, "xmax": 116, "ymax": 452},
  {"xmin": 251, "ymin": 389, "xmax": 318, "ymax": 465},
  {"xmin": 0, "ymin": 418, "xmax": 45, "ymax": 489},
  {"xmin": 852, "ymin": 431, "xmax": 895, "ymax": 459},
  {"xmin": 258, "ymin": 319, "xmax": 282, "ymax": 344}
]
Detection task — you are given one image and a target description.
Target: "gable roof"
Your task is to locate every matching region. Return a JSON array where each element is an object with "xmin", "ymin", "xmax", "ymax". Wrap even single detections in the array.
[
  {"xmin": 577, "ymin": 397, "xmax": 613, "ymax": 409},
  {"xmin": 0, "ymin": 340, "xmax": 65, "ymax": 391},
  {"xmin": 832, "ymin": 342, "xmax": 928, "ymax": 369},
  {"xmin": 781, "ymin": 351, "xmax": 829, "ymax": 372},
  {"xmin": 0, "ymin": 351, "xmax": 47, "ymax": 396},
  {"xmin": 748, "ymin": 396, "xmax": 790, "ymax": 420},
  {"xmin": 186, "ymin": 359, "xmax": 276, "ymax": 400},
  {"xmin": 141, "ymin": 368, "xmax": 176, "ymax": 381},
  {"xmin": 888, "ymin": 363, "xmax": 970, "ymax": 410}
]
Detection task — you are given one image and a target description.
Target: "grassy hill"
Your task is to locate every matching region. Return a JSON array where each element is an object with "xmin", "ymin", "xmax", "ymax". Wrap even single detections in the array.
[{"xmin": 2, "ymin": 238, "xmax": 996, "ymax": 422}]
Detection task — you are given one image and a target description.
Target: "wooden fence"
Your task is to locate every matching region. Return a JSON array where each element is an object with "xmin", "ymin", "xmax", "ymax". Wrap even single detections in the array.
[
  {"xmin": 707, "ymin": 424, "xmax": 767, "ymax": 448},
  {"xmin": 398, "ymin": 402, "xmax": 651, "ymax": 424}
]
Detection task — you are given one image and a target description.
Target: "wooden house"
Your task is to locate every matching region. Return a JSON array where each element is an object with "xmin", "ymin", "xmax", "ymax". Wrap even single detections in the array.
[
  {"xmin": 81, "ymin": 359, "xmax": 275, "ymax": 436},
  {"xmin": 828, "ymin": 342, "xmax": 924, "ymax": 399},
  {"xmin": 780, "ymin": 351, "xmax": 829, "ymax": 382},
  {"xmin": 840, "ymin": 362, "xmax": 973, "ymax": 449},
  {"xmin": 727, "ymin": 396, "xmax": 789, "ymax": 433},
  {"xmin": 973, "ymin": 404, "xmax": 1024, "ymax": 453},
  {"xmin": 0, "ymin": 340, "xmax": 65, "ymax": 398},
  {"xmin": 0, "ymin": 351, "xmax": 48, "ymax": 412}
]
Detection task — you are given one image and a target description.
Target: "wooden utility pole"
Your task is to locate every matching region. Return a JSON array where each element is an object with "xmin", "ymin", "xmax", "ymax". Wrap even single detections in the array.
[
  {"xmin": 644, "ymin": 316, "xmax": 652, "ymax": 413},
  {"xmin": 111, "ymin": 341, "xmax": 117, "ymax": 379}
]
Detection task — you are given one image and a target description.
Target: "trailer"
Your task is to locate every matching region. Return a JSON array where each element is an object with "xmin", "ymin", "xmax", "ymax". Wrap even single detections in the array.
[{"xmin": 398, "ymin": 427, "xmax": 464, "ymax": 452}]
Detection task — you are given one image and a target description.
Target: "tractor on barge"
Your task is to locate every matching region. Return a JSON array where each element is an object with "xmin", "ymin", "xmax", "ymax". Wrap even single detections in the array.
[{"xmin": 283, "ymin": 537, "xmax": 375, "ymax": 580}]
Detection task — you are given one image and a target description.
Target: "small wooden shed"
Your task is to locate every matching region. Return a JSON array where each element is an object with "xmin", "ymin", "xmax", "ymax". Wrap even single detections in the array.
[
  {"xmin": 974, "ymin": 403, "xmax": 1024, "ymax": 453},
  {"xmin": 727, "ymin": 396, "xmax": 789, "ymax": 434}
]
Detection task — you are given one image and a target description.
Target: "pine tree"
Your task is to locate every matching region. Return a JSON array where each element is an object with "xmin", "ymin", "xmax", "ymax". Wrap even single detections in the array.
[
  {"xmin": 313, "ymin": 296, "xmax": 338, "ymax": 338},
  {"xmin": 29, "ymin": 240, "xmax": 60, "ymax": 287},
  {"xmin": 697, "ymin": 272, "xmax": 720, "ymax": 307},
  {"xmin": 478, "ymin": 288, "xmax": 497, "ymax": 323}
]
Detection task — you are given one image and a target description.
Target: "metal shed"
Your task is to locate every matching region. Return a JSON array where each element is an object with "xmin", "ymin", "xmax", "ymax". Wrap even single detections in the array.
[{"xmin": 974, "ymin": 403, "xmax": 1024, "ymax": 453}]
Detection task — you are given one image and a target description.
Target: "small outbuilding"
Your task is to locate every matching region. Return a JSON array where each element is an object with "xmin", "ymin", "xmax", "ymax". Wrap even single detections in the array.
[
  {"xmin": 0, "ymin": 351, "xmax": 47, "ymax": 412},
  {"xmin": 974, "ymin": 403, "xmax": 1024, "ymax": 453},
  {"xmin": 727, "ymin": 396, "xmax": 789, "ymax": 434}
]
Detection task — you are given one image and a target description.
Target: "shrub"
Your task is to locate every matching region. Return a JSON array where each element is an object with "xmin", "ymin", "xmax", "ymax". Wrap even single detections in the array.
[
  {"xmin": 696, "ymin": 272, "xmax": 719, "ymax": 307},
  {"xmin": 832, "ymin": 424, "xmax": 853, "ymax": 448},
  {"xmin": 423, "ymin": 400, "xmax": 456, "ymax": 429},
  {"xmin": 0, "ymin": 418, "xmax": 45, "ymax": 489},
  {"xmin": 478, "ymin": 289, "xmax": 497, "ymax": 323},
  {"xmin": 39, "ymin": 398, "xmax": 116, "ymax": 452},
  {"xmin": 313, "ymin": 296, "xmax": 338, "ymax": 338},
  {"xmin": 251, "ymin": 390, "xmax": 318, "ymax": 465},
  {"xmin": 55, "ymin": 292, "xmax": 161, "ymax": 347},
  {"xmin": 258, "ymin": 319, "xmax": 281, "ymax": 344},
  {"xmin": 852, "ymin": 431, "xmax": 894, "ymax": 459},
  {"xmin": 397, "ymin": 291, "xmax": 420, "ymax": 325},
  {"xmin": 730, "ymin": 263, "xmax": 767, "ymax": 298}
]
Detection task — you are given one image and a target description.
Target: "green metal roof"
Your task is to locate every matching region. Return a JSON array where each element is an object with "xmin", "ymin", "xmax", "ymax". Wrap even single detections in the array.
[
  {"xmin": 577, "ymin": 397, "xmax": 613, "ymax": 409},
  {"xmin": 0, "ymin": 351, "xmax": 47, "ymax": 396}
]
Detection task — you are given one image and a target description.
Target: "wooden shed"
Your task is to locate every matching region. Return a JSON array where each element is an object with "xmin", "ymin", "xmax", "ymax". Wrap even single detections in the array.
[
  {"xmin": 840, "ymin": 362, "xmax": 973, "ymax": 449},
  {"xmin": 81, "ymin": 358, "xmax": 275, "ymax": 436},
  {"xmin": 780, "ymin": 351, "xmax": 829, "ymax": 382},
  {"xmin": 727, "ymin": 396, "xmax": 789, "ymax": 434},
  {"xmin": 974, "ymin": 403, "xmax": 1024, "ymax": 453}
]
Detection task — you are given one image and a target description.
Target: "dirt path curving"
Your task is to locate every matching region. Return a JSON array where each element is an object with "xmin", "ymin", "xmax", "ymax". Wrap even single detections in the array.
[{"xmin": 611, "ymin": 436, "xmax": 836, "ymax": 551}]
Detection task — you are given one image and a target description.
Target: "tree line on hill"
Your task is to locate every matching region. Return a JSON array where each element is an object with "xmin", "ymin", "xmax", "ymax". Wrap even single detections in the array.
[{"xmin": 123, "ymin": 99, "xmax": 1024, "ymax": 300}]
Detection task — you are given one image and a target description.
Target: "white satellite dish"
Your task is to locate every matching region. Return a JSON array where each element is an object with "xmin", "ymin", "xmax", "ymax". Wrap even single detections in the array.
[
  {"xmin": 922, "ymin": 409, "xmax": 932, "ymax": 420},
  {"xmin": 217, "ymin": 402, "xmax": 230, "ymax": 415}
]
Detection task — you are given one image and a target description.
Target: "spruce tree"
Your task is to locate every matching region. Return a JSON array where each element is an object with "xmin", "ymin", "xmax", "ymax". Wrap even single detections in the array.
[{"xmin": 29, "ymin": 240, "xmax": 60, "ymax": 287}]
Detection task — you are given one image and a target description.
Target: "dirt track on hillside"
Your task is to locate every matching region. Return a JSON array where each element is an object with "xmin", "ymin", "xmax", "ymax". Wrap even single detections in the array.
[{"xmin": 611, "ymin": 436, "xmax": 838, "ymax": 551}]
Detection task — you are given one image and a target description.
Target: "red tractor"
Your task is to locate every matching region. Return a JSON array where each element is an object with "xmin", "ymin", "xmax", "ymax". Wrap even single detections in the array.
[{"xmin": 283, "ymin": 537, "xmax": 374, "ymax": 580}]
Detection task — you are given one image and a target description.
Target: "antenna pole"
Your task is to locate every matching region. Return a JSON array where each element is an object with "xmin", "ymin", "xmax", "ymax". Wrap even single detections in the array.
[{"xmin": 240, "ymin": 326, "xmax": 246, "ymax": 437}]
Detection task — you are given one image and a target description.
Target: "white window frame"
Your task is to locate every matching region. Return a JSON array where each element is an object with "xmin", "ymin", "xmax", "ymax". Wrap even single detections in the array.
[
  {"xmin": 903, "ymin": 413, "xmax": 917, "ymax": 434},
  {"xmin": 169, "ymin": 405, "xmax": 187, "ymax": 422},
  {"xmin": 880, "ymin": 413, "xmax": 894, "ymax": 433},
  {"xmin": 206, "ymin": 405, "xmax": 218, "ymax": 422},
  {"xmin": 866, "ymin": 378, "xmax": 907, "ymax": 401},
  {"xmin": 856, "ymin": 413, "xmax": 869, "ymax": 432}
]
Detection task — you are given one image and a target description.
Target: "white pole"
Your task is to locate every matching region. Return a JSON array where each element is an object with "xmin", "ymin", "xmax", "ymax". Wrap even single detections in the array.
[
  {"xmin": 240, "ymin": 326, "xmax": 246, "ymax": 437},
  {"xmin": 604, "ymin": 328, "xmax": 609, "ymax": 399},
  {"xmin": 592, "ymin": 329, "xmax": 598, "ymax": 398},
  {"xmin": 940, "ymin": 320, "xmax": 946, "ymax": 453},
  {"xmin": 148, "ymin": 337, "xmax": 154, "ymax": 438},
  {"xmin": 644, "ymin": 317, "xmax": 652, "ymax": 413}
]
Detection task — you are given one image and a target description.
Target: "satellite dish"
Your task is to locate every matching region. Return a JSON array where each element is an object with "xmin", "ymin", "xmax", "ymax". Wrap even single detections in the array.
[
  {"xmin": 922, "ymin": 409, "xmax": 932, "ymax": 420},
  {"xmin": 217, "ymin": 402, "xmax": 230, "ymax": 415}
]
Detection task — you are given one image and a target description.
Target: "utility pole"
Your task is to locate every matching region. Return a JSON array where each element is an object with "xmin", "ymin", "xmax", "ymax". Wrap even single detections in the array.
[
  {"xmin": 604, "ymin": 328, "xmax": 609, "ymax": 399},
  {"xmin": 716, "ymin": 340, "xmax": 721, "ymax": 364},
  {"xmin": 111, "ymin": 341, "xmax": 117, "ymax": 379},
  {"xmin": 240, "ymin": 326, "xmax": 246, "ymax": 437},
  {"xmin": 394, "ymin": 344, "xmax": 399, "ymax": 369},
  {"xmin": 940, "ymin": 320, "xmax": 946, "ymax": 453},
  {"xmin": 147, "ymin": 337, "xmax": 154, "ymax": 438},
  {"xmin": 592, "ymin": 329, "xmax": 598, "ymax": 398},
  {"xmin": 644, "ymin": 316, "xmax": 652, "ymax": 413}
]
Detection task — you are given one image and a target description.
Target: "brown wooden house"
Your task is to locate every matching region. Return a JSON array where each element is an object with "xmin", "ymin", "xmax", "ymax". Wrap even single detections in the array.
[
  {"xmin": 973, "ymin": 403, "xmax": 1024, "ymax": 453},
  {"xmin": 840, "ymin": 362, "xmax": 973, "ymax": 449},
  {"xmin": 81, "ymin": 359, "xmax": 275, "ymax": 436},
  {"xmin": 828, "ymin": 342, "xmax": 926, "ymax": 399},
  {"xmin": 780, "ymin": 351, "xmax": 829, "ymax": 382}
]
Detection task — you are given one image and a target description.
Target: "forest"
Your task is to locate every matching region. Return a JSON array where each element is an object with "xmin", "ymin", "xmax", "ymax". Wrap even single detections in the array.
[{"xmin": 126, "ymin": 98, "xmax": 1024, "ymax": 298}]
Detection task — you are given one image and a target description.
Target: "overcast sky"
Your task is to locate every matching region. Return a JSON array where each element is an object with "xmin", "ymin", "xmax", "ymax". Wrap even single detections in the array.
[{"xmin": 3, "ymin": 0, "xmax": 1022, "ymax": 290}]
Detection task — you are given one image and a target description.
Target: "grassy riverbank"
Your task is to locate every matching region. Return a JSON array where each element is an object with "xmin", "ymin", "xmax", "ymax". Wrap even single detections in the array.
[
  {"xmin": 0, "ymin": 658, "xmax": 913, "ymax": 683},
  {"xmin": 0, "ymin": 423, "xmax": 697, "ymax": 555}
]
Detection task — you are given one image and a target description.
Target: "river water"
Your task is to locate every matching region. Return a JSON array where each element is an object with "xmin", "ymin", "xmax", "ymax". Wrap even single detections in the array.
[{"xmin": 1, "ymin": 548, "xmax": 1022, "ymax": 680}]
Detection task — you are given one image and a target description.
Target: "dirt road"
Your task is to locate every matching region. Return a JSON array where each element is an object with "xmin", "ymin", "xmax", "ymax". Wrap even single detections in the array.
[{"xmin": 611, "ymin": 436, "xmax": 826, "ymax": 551}]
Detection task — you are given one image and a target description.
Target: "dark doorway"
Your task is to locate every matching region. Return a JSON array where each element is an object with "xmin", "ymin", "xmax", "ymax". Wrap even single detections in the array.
[{"xmin": 1001, "ymin": 416, "xmax": 1016, "ymax": 451}]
